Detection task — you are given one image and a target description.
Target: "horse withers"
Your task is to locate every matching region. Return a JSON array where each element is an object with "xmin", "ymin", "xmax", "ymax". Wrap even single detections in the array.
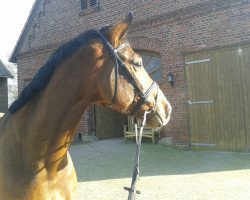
[{"xmin": 0, "ymin": 12, "xmax": 171, "ymax": 200}]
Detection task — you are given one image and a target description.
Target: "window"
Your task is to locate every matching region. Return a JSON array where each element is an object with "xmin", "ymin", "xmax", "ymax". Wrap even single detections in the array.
[
  {"xmin": 90, "ymin": 0, "xmax": 98, "ymax": 7},
  {"xmin": 80, "ymin": 0, "xmax": 98, "ymax": 11},
  {"xmin": 80, "ymin": 0, "xmax": 88, "ymax": 10},
  {"xmin": 138, "ymin": 51, "xmax": 163, "ymax": 81}
]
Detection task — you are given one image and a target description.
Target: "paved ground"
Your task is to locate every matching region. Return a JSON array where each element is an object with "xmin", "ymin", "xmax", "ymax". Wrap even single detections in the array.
[{"xmin": 70, "ymin": 138, "xmax": 250, "ymax": 200}]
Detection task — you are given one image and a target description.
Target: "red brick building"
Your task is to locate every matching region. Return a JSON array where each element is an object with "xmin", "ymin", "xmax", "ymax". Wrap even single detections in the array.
[{"xmin": 10, "ymin": 0, "xmax": 250, "ymax": 151}]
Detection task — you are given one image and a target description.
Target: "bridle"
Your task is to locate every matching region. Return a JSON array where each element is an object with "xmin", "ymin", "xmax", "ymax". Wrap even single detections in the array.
[
  {"xmin": 97, "ymin": 32, "xmax": 159, "ymax": 117},
  {"xmin": 96, "ymin": 31, "xmax": 162, "ymax": 199}
]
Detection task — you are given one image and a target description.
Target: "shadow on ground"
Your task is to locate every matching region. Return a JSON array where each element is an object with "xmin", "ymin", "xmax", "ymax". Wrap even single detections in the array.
[{"xmin": 69, "ymin": 138, "xmax": 250, "ymax": 182}]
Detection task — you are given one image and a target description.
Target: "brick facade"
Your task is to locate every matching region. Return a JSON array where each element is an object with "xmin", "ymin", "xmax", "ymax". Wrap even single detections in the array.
[
  {"xmin": 0, "ymin": 78, "xmax": 8, "ymax": 113},
  {"xmin": 11, "ymin": 0, "xmax": 250, "ymax": 145}
]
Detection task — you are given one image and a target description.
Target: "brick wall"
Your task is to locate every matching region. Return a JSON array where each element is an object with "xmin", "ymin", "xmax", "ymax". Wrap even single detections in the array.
[
  {"xmin": 0, "ymin": 78, "xmax": 8, "ymax": 113},
  {"xmin": 15, "ymin": 0, "xmax": 250, "ymax": 145},
  {"xmin": 18, "ymin": 0, "xmax": 208, "ymax": 56}
]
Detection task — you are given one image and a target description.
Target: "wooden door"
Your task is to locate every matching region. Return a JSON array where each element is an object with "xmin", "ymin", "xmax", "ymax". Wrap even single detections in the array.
[
  {"xmin": 95, "ymin": 105, "xmax": 126, "ymax": 139},
  {"xmin": 186, "ymin": 54, "xmax": 217, "ymax": 150},
  {"xmin": 239, "ymin": 45, "xmax": 250, "ymax": 152},
  {"xmin": 185, "ymin": 45, "xmax": 250, "ymax": 151}
]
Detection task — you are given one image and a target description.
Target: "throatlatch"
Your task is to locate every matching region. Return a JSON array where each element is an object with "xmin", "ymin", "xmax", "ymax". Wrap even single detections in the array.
[{"xmin": 124, "ymin": 111, "xmax": 149, "ymax": 200}]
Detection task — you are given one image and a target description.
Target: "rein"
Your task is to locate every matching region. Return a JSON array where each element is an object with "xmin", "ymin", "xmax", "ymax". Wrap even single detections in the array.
[{"xmin": 124, "ymin": 111, "xmax": 149, "ymax": 200}]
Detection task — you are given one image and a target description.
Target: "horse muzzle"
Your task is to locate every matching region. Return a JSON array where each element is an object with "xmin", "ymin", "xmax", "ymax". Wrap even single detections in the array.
[{"xmin": 146, "ymin": 90, "xmax": 172, "ymax": 128}]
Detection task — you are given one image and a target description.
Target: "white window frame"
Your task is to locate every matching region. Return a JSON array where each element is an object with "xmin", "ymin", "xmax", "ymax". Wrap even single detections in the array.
[{"xmin": 137, "ymin": 51, "xmax": 163, "ymax": 82}]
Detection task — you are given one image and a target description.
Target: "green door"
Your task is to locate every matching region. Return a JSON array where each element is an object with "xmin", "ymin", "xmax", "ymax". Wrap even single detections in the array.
[{"xmin": 185, "ymin": 45, "xmax": 250, "ymax": 151}]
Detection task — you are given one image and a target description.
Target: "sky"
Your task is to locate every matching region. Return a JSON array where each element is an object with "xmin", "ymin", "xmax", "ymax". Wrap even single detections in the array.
[{"xmin": 0, "ymin": 0, "xmax": 34, "ymax": 64}]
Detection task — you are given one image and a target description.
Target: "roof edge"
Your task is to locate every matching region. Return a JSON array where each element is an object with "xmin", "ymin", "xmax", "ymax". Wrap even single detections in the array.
[
  {"xmin": 0, "ymin": 60, "xmax": 14, "ymax": 79},
  {"xmin": 9, "ymin": 0, "xmax": 41, "ymax": 63}
]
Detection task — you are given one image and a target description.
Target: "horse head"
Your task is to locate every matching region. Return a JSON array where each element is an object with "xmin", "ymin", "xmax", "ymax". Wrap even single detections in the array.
[{"xmin": 95, "ymin": 12, "xmax": 172, "ymax": 128}]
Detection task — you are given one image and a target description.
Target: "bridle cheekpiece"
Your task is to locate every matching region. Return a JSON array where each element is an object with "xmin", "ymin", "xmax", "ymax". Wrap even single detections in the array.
[{"xmin": 97, "ymin": 32, "xmax": 159, "ymax": 117}]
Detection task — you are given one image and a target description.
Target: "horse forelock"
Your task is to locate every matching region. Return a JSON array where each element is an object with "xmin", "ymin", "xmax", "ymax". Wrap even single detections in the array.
[{"xmin": 9, "ymin": 30, "xmax": 104, "ymax": 114}]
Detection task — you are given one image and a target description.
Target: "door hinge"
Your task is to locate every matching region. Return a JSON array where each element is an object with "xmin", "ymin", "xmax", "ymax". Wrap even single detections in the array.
[{"xmin": 188, "ymin": 100, "xmax": 214, "ymax": 105}]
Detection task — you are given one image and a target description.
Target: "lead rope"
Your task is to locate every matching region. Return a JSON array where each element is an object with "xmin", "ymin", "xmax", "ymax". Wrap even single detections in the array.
[{"xmin": 124, "ymin": 111, "xmax": 149, "ymax": 200}]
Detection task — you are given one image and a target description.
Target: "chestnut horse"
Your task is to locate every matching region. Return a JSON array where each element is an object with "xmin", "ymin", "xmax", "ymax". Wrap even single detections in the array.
[{"xmin": 0, "ymin": 13, "xmax": 171, "ymax": 200}]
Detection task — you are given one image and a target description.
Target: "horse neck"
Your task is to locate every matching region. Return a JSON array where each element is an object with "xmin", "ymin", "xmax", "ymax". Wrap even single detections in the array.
[{"xmin": 13, "ymin": 56, "xmax": 99, "ymax": 174}]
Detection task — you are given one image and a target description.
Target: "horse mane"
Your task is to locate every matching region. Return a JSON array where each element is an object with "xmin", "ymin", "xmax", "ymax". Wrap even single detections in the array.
[{"xmin": 9, "ymin": 29, "xmax": 103, "ymax": 114}]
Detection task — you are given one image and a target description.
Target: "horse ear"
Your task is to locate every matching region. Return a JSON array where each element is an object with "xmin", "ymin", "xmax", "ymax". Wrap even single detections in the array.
[{"xmin": 103, "ymin": 12, "xmax": 133, "ymax": 46}]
